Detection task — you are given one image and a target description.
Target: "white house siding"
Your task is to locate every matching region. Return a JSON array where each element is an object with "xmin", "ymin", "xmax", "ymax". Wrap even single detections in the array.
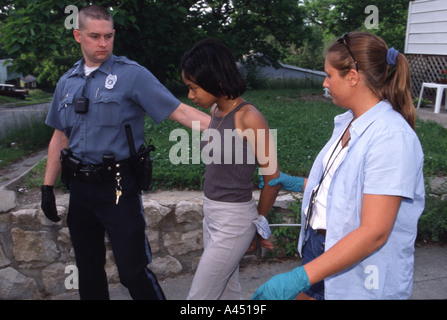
[{"xmin": 405, "ymin": 0, "xmax": 447, "ymax": 55}]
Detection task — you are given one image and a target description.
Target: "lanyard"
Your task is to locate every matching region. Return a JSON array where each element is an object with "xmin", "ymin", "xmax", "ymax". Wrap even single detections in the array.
[{"xmin": 304, "ymin": 120, "xmax": 353, "ymax": 232}]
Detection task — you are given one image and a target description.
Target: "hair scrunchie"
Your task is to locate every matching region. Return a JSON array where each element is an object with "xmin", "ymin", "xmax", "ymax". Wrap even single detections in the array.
[{"xmin": 386, "ymin": 47, "xmax": 399, "ymax": 67}]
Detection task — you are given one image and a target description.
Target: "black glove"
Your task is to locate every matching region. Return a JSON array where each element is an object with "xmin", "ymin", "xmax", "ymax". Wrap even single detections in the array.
[{"xmin": 41, "ymin": 185, "xmax": 61, "ymax": 222}]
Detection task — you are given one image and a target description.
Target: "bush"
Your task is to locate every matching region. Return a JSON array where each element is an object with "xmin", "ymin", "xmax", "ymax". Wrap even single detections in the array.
[
  {"xmin": 418, "ymin": 180, "xmax": 447, "ymax": 242},
  {"xmin": 268, "ymin": 195, "xmax": 302, "ymax": 257},
  {"xmin": 418, "ymin": 196, "xmax": 447, "ymax": 243}
]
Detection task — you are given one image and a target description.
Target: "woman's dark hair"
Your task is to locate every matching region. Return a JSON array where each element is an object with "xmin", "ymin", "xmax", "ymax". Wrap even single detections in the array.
[
  {"xmin": 181, "ymin": 39, "xmax": 246, "ymax": 99},
  {"xmin": 327, "ymin": 32, "xmax": 416, "ymax": 129}
]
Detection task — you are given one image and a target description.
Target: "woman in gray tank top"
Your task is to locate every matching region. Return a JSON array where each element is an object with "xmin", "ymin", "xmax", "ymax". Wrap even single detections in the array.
[{"xmin": 181, "ymin": 39, "xmax": 281, "ymax": 300}]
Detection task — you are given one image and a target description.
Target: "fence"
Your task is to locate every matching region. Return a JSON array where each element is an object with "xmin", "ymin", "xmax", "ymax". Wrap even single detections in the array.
[{"xmin": 408, "ymin": 54, "xmax": 447, "ymax": 99}]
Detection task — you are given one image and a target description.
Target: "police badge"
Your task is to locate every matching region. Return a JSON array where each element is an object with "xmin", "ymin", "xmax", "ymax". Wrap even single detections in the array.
[{"xmin": 105, "ymin": 74, "xmax": 117, "ymax": 89}]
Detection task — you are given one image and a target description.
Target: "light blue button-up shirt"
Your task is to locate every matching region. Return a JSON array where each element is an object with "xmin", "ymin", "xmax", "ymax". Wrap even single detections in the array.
[
  {"xmin": 298, "ymin": 101, "xmax": 425, "ymax": 299},
  {"xmin": 46, "ymin": 55, "xmax": 180, "ymax": 164}
]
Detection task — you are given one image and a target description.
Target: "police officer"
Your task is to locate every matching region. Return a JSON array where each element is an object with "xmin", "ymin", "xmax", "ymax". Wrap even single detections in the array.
[{"xmin": 40, "ymin": 5, "xmax": 209, "ymax": 300}]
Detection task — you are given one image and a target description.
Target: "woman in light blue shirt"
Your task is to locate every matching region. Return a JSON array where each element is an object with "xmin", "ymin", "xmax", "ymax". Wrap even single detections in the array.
[{"xmin": 253, "ymin": 32, "xmax": 425, "ymax": 300}]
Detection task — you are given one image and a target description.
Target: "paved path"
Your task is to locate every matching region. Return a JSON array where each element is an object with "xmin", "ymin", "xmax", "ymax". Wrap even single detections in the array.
[
  {"xmin": 50, "ymin": 242, "xmax": 447, "ymax": 300},
  {"xmin": 417, "ymin": 106, "xmax": 447, "ymax": 128}
]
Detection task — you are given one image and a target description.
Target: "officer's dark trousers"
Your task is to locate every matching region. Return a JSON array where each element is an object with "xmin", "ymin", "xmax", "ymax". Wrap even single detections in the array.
[{"xmin": 67, "ymin": 174, "xmax": 165, "ymax": 300}]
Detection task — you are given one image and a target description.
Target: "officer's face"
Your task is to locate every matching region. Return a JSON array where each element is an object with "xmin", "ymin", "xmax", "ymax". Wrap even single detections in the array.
[
  {"xmin": 74, "ymin": 18, "xmax": 115, "ymax": 68},
  {"xmin": 182, "ymin": 71, "xmax": 217, "ymax": 109}
]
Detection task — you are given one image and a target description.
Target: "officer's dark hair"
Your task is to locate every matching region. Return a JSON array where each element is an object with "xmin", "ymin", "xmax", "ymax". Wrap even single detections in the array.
[
  {"xmin": 181, "ymin": 39, "xmax": 246, "ymax": 99},
  {"xmin": 78, "ymin": 5, "xmax": 114, "ymax": 30}
]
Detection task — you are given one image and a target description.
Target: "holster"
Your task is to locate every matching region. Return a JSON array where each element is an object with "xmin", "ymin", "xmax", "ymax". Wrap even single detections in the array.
[
  {"xmin": 130, "ymin": 144, "xmax": 155, "ymax": 191},
  {"xmin": 125, "ymin": 124, "xmax": 155, "ymax": 191},
  {"xmin": 60, "ymin": 148, "xmax": 81, "ymax": 190}
]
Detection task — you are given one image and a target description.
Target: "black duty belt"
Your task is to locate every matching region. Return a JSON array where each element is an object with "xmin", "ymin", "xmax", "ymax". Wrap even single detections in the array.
[{"xmin": 73, "ymin": 160, "xmax": 132, "ymax": 183}]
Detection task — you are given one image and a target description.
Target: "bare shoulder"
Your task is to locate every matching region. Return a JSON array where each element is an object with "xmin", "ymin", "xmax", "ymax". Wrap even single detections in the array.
[{"xmin": 235, "ymin": 102, "xmax": 268, "ymax": 130}]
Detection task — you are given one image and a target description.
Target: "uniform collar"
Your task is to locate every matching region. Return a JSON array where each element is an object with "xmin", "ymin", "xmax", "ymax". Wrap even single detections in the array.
[
  {"xmin": 69, "ymin": 55, "xmax": 116, "ymax": 77},
  {"xmin": 96, "ymin": 54, "xmax": 116, "ymax": 75}
]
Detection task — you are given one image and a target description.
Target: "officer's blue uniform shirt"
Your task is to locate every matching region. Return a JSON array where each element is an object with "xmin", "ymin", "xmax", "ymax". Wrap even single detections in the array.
[
  {"xmin": 298, "ymin": 101, "xmax": 425, "ymax": 299},
  {"xmin": 46, "ymin": 55, "xmax": 180, "ymax": 164}
]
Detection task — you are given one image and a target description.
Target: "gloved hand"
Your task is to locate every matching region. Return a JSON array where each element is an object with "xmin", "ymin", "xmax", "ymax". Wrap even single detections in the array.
[
  {"xmin": 251, "ymin": 266, "xmax": 311, "ymax": 300},
  {"xmin": 260, "ymin": 172, "xmax": 305, "ymax": 192},
  {"xmin": 41, "ymin": 185, "xmax": 61, "ymax": 222}
]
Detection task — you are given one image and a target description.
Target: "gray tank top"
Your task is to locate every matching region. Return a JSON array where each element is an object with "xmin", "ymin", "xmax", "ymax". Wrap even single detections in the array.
[{"xmin": 201, "ymin": 102, "xmax": 259, "ymax": 202}]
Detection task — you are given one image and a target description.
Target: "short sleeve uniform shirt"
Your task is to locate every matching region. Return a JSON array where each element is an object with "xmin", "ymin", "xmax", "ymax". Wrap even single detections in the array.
[{"xmin": 45, "ymin": 55, "xmax": 180, "ymax": 164}]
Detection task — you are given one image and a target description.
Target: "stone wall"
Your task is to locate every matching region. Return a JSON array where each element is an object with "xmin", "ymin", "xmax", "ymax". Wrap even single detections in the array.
[{"xmin": 0, "ymin": 190, "xmax": 297, "ymax": 300}]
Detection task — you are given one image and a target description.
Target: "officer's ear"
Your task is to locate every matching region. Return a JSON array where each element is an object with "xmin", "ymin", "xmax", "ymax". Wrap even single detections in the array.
[{"xmin": 73, "ymin": 29, "xmax": 82, "ymax": 44}]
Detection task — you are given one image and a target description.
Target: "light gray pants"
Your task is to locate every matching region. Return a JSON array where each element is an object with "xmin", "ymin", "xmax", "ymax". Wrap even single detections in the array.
[{"xmin": 187, "ymin": 195, "xmax": 258, "ymax": 300}]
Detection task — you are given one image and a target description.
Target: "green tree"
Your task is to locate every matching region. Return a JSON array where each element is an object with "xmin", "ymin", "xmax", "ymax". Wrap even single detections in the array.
[
  {"xmin": 282, "ymin": 0, "xmax": 410, "ymax": 71},
  {"xmin": 0, "ymin": 1, "xmax": 85, "ymax": 89},
  {"xmin": 188, "ymin": 0, "xmax": 307, "ymax": 63},
  {"xmin": 111, "ymin": 0, "xmax": 307, "ymax": 83},
  {"xmin": 0, "ymin": 1, "xmax": 81, "ymax": 61},
  {"xmin": 0, "ymin": 1, "xmax": 307, "ymax": 89},
  {"xmin": 110, "ymin": 0, "xmax": 196, "ymax": 84},
  {"xmin": 302, "ymin": 0, "xmax": 409, "ymax": 50}
]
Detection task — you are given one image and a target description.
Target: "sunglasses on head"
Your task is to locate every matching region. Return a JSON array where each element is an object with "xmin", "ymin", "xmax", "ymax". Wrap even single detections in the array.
[{"xmin": 338, "ymin": 33, "xmax": 359, "ymax": 72}]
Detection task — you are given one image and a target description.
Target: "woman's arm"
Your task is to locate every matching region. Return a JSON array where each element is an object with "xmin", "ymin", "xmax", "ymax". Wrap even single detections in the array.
[
  {"xmin": 235, "ymin": 105, "xmax": 281, "ymax": 218},
  {"xmin": 303, "ymin": 194, "xmax": 402, "ymax": 285}
]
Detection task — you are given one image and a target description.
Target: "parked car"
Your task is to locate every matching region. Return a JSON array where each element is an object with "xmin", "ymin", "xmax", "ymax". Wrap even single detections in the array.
[{"xmin": 0, "ymin": 84, "xmax": 29, "ymax": 100}]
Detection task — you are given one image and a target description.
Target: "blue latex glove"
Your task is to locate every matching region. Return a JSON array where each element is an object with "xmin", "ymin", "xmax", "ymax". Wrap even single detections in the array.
[
  {"xmin": 259, "ymin": 172, "xmax": 305, "ymax": 192},
  {"xmin": 251, "ymin": 266, "xmax": 311, "ymax": 300}
]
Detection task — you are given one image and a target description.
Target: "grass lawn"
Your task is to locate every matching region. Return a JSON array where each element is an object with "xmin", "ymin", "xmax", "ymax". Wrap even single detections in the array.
[
  {"xmin": 145, "ymin": 89, "xmax": 344, "ymax": 190},
  {"xmin": 145, "ymin": 88, "xmax": 447, "ymax": 190},
  {"xmin": 2, "ymin": 88, "xmax": 446, "ymax": 190},
  {"xmin": 3, "ymin": 87, "xmax": 445, "ymax": 242}
]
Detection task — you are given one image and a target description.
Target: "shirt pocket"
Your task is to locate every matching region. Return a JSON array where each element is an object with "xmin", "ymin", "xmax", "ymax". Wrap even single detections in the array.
[
  {"xmin": 58, "ymin": 94, "xmax": 76, "ymax": 129},
  {"xmin": 94, "ymin": 91, "xmax": 123, "ymax": 127}
]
